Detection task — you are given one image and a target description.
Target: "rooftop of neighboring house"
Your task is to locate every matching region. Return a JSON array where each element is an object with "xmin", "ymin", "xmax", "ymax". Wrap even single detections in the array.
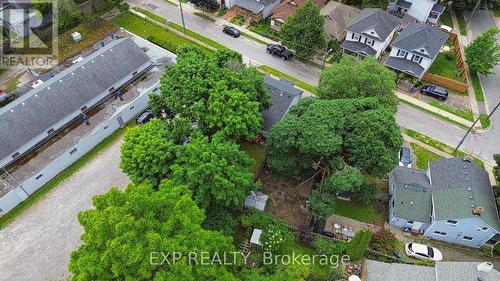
[
  {"xmin": 345, "ymin": 8, "xmax": 401, "ymax": 41},
  {"xmin": 232, "ymin": 0, "xmax": 278, "ymax": 14},
  {"xmin": 262, "ymin": 75, "xmax": 303, "ymax": 133},
  {"xmin": 391, "ymin": 22, "xmax": 448, "ymax": 59},
  {"xmin": 0, "ymin": 38, "xmax": 151, "ymax": 168},
  {"xmin": 320, "ymin": 1, "xmax": 360, "ymax": 41},
  {"xmin": 365, "ymin": 260, "xmax": 500, "ymax": 281},
  {"xmin": 271, "ymin": 0, "xmax": 327, "ymax": 22},
  {"xmin": 390, "ymin": 158, "xmax": 500, "ymax": 231}
]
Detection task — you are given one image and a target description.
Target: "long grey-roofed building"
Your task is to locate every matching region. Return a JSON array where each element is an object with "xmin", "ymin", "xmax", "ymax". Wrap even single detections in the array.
[
  {"xmin": 262, "ymin": 75, "xmax": 303, "ymax": 136},
  {"xmin": 0, "ymin": 38, "xmax": 152, "ymax": 169}
]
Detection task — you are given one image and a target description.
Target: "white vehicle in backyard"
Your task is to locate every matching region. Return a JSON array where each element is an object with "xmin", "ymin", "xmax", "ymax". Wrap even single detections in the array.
[{"xmin": 405, "ymin": 242, "xmax": 443, "ymax": 262}]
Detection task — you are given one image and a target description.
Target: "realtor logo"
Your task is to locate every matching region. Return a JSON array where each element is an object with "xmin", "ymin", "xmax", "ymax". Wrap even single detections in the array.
[{"xmin": 0, "ymin": 0, "xmax": 58, "ymax": 69}]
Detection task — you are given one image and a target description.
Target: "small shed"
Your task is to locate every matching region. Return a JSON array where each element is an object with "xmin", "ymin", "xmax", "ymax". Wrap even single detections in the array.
[
  {"xmin": 71, "ymin": 32, "xmax": 82, "ymax": 42},
  {"xmin": 250, "ymin": 228, "xmax": 263, "ymax": 249},
  {"xmin": 244, "ymin": 191, "xmax": 269, "ymax": 211}
]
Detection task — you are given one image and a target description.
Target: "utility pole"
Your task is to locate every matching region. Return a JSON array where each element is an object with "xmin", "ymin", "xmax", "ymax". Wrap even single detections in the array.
[
  {"xmin": 178, "ymin": 0, "xmax": 186, "ymax": 32},
  {"xmin": 454, "ymin": 100, "xmax": 500, "ymax": 154},
  {"xmin": 465, "ymin": 0, "xmax": 481, "ymax": 27}
]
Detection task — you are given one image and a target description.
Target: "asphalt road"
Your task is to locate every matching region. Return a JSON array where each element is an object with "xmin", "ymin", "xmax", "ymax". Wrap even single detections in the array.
[{"xmin": 0, "ymin": 140, "xmax": 129, "ymax": 281}]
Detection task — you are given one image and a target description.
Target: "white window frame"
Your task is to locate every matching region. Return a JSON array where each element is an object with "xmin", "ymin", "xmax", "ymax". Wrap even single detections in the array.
[
  {"xmin": 399, "ymin": 50, "xmax": 407, "ymax": 58},
  {"xmin": 446, "ymin": 220, "xmax": 458, "ymax": 225},
  {"xmin": 412, "ymin": 55, "xmax": 422, "ymax": 63},
  {"xmin": 352, "ymin": 33, "xmax": 361, "ymax": 41},
  {"xmin": 365, "ymin": 38, "xmax": 375, "ymax": 46},
  {"xmin": 462, "ymin": 236, "xmax": 474, "ymax": 241},
  {"xmin": 433, "ymin": 231, "xmax": 447, "ymax": 236}
]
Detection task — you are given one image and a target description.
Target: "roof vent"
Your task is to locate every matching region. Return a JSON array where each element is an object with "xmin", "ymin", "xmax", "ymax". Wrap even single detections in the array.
[
  {"xmin": 473, "ymin": 207, "xmax": 484, "ymax": 215},
  {"xmin": 477, "ymin": 262, "xmax": 493, "ymax": 272},
  {"xmin": 467, "ymin": 188, "xmax": 472, "ymax": 191}
]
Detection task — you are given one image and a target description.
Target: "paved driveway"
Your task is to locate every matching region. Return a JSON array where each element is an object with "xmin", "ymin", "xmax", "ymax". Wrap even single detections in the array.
[{"xmin": 0, "ymin": 140, "xmax": 129, "ymax": 281}]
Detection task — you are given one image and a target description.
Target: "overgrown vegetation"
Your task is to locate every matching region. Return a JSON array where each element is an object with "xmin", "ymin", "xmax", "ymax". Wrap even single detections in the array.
[
  {"xmin": 248, "ymin": 19, "xmax": 280, "ymax": 41},
  {"xmin": 428, "ymin": 52, "xmax": 464, "ymax": 82},
  {"xmin": 410, "ymin": 143, "xmax": 445, "ymax": 169},
  {"xmin": 257, "ymin": 65, "xmax": 317, "ymax": 93},
  {"xmin": 346, "ymin": 229, "xmax": 372, "ymax": 261},
  {"xmin": 370, "ymin": 227, "xmax": 399, "ymax": 255}
]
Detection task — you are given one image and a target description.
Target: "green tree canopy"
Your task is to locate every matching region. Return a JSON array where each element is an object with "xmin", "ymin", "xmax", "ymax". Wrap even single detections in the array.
[
  {"xmin": 317, "ymin": 57, "xmax": 398, "ymax": 110},
  {"xmin": 171, "ymin": 133, "xmax": 257, "ymax": 209},
  {"xmin": 267, "ymin": 98, "xmax": 402, "ymax": 178},
  {"xmin": 151, "ymin": 47, "xmax": 271, "ymax": 140},
  {"xmin": 69, "ymin": 181, "xmax": 240, "ymax": 281},
  {"xmin": 465, "ymin": 27, "xmax": 500, "ymax": 75},
  {"xmin": 120, "ymin": 118, "xmax": 189, "ymax": 186},
  {"xmin": 280, "ymin": 0, "xmax": 326, "ymax": 59}
]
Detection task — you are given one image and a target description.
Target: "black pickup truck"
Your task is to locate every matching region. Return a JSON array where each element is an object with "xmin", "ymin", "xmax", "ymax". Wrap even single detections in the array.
[{"xmin": 266, "ymin": 44, "xmax": 293, "ymax": 60}]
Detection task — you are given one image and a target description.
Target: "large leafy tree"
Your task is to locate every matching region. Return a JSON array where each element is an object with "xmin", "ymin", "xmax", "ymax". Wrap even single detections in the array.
[
  {"xmin": 267, "ymin": 98, "xmax": 402, "ymax": 177},
  {"xmin": 69, "ymin": 181, "xmax": 240, "ymax": 281},
  {"xmin": 120, "ymin": 118, "xmax": 189, "ymax": 186},
  {"xmin": 171, "ymin": 133, "xmax": 257, "ymax": 209},
  {"xmin": 465, "ymin": 27, "xmax": 500, "ymax": 75},
  {"xmin": 317, "ymin": 57, "xmax": 398, "ymax": 110},
  {"xmin": 280, "ymin": 0, "xmax": 326, "ymax": 59},
  {"xmin": 151, "ymin": 47, "xmax": 271, "ymax": 140}
]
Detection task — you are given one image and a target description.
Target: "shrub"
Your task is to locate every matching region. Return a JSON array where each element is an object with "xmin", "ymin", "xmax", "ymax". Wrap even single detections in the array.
[
  {"xmin": 354, "ymin": 182, "xmax": 378, "ymax": 204},
  {"xmin": 369, "ymin": 227, "xmax": 398, "ymax": 255},
  {"xmin": 118, "ymin": 2, "xmax": 130, "ymax": 12},
  {"xmin": 147, "ymin": 35, "xmax": 179, "ymax": 53},
  {"xmin": 231, "ymin": 16, "xmax": 245, "ymax": 26},
  {"xmin": 313, "ymin": 236, "xmax": 347, "ymax": 256},
  {"xmin": 261, "ymin": 223, "xmax": 292, "ymax": 253},
  {"xmin": 346, "ymin": 229, "xmax": 372, "ymax": 261},
  {"xmin": 202, "ymin": 206, "xmax": 237, "ymax": 236},
  {"xmin": 494, "ymin": 242, "xmax": 500, "ymax": 256}
]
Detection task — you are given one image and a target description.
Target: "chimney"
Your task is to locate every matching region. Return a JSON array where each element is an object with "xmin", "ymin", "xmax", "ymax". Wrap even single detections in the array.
[
  {"xmin": 472, "ymin": 207, "xmax": 484, "ymax": 216},
  {"xmin": 477, "ymin": 262, "xmax": 493, "ymax": 273}
]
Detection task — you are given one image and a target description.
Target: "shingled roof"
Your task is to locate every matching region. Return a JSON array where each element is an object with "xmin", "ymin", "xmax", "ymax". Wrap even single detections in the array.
[
  {"xmin": 391, "ymin": 22, "xmax": 448, "ymax": 59},
  {"xmin": 271, "ymin": 0, "xmax": 327, "ymax": 22},
  {"xmin": 0, "ymin": 38, "xmax": 151, "ymax": 168},
  {"xmin": 345, "ymin": 8, "xmax": 400, "ymax": 41}
]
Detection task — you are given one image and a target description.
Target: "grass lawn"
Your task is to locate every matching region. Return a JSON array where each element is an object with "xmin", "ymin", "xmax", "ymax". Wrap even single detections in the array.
[
  {"xmin": 399, "ymin": 99, "xmax": 469, "ymax": 129},
  {"xmin": 455, "ymin": 9, "xmax": 467, "ymax": 36},
  {"xmin": 428, "ymin": 52, "xmax": 464, "ymax": 82},
  {"xmin": 470, "ymin": 71, "xmax": 485, "ymax": 102},
  {"xmin": 248, "ymin": 19, "xmax": 280, "ymax": 41},
  {"xmin": 334, "ymin": 199, "xmax": 385, "ymax": 225},
  {"xmin": 0, "ymin": 122, "xmax": 135, "ymax": 230},
  {"xmin": 131, "ymin": 8, "xmax": 226, "ymax": 51},
  {"xmin": 440, "ymin": 9, "xmax": 453, "ymax": 27},
  {"xmin": 480, "ymin": 114, "xmax": 491, "ymax": 129},
  {"xmin": 428, "ymin": 101, "xmax": 474, "ymax": 121},
  {"xmin": 6, "ymin": 72, "xmax": 23, "ymax": 93},
  {"xmin": 257, "ymin": 65, "xmax": 317, "ymax": 94},
  {"xmin": 405, "ymin": 129, "xmax": 484, "ymax": 168},
  {"xmin": 410, "ymin": 143, "xmax": 444, "ymax": 169},
  {"xmin": 53, "ymin": 18, "xmax": 118, "ymax": 62},
  {"xmin": 112, "ymin": 12, "xmax": 211, "ymax": 54},
  {"xmin": 231, "ymin": 16, "xmax": 245, "ymax": 26},
  {"xmin": 240, "ymin": 142, "xmax": 266, "ymax": 174}
]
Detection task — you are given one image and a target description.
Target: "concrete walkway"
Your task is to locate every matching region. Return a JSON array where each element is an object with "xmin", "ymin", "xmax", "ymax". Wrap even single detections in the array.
[{"xmin": 396, "ymin": 91, "xmax": 474, "ymax": 127}]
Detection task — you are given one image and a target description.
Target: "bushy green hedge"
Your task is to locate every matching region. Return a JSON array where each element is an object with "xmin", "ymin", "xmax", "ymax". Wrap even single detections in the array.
[
  {"xmin": 346, "ymin": 229, "xmax": 372, "ymax": 261},
  {"xmin": 313, "ymin": 236, "xmax": 347, "ymax": 256},
  {"xmin": 147, "ymin": 35, "xmax": 179, "ymax": 53}
]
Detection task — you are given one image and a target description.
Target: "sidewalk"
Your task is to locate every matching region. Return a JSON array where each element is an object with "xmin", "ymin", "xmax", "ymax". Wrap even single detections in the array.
[{"xmin": 396, "ymin": 91, "xmax": 474, "ymax": 127}]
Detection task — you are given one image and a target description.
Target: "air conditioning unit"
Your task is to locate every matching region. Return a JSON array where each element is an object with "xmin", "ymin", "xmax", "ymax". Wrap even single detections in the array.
[{"xmin": 477, "ymin": 262, "xmax": 493, "ymax": 272}]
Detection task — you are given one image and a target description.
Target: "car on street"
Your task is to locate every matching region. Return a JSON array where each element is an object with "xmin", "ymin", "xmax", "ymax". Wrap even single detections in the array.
[
  {"xmin": 405, "ymin": 242, "xmax": 443, "ymax": 261},
  {"xmin": 266, "ymin": 44, "xmax": 293, "ymax": 60},
  {"xmin": 421, "ymin": 85, "xmax": 448, "ymax": 101},
  {"xmin": 136, "ymin": 110, "xmax": 154, "ymax": 125},
  {"xmin": 399, "ymin": 146, "xmax": 412, "ymax": 168},
  {"xmin": 223, "ymin": 26, "xmax": 240, "ymax": 38}
]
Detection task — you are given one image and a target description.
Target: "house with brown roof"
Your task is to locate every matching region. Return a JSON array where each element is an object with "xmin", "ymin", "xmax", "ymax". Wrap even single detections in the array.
[
  {"xmin": 320, "ymin": 1, "xmax": 360, "ymax": 41},
  {"xmin": 270, "ymin": 0, "xmax": 327, "ymax": 31}
]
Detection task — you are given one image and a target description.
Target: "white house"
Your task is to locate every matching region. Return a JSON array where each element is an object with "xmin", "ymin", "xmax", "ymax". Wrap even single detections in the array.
[
  {"xmin": 387, "ymin": 0, "xmax": 446, "ymax": 24},
  {"xmin": 340, "ymin": 8, "xmax": 400, "ymax": 59},
  {"xmin": 384, "ymin": 22, "xmax": 448, "ymax": 80}
]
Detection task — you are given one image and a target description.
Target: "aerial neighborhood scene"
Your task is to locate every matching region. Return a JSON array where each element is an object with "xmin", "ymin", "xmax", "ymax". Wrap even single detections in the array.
[{"xmin": 1, "ymin": 0, "xmax": 500, "ymax": 280}]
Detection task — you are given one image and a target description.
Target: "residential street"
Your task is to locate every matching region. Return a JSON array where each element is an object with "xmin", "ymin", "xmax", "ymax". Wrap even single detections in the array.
[
  {"xmin": 0, "ymin": 140, "xmax": 129, "ymax": 281},
  {"xmin": 127, "ymin": 0, "xmax": 499, "ymax": 164}
]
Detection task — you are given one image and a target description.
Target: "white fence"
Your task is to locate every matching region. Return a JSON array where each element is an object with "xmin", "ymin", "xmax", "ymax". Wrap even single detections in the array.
[{"xmin": 0, "ymin": 81, "xmax": 160, "ymax": 216}]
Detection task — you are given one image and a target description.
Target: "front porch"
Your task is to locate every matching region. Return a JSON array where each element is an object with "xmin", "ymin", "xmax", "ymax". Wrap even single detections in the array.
[{"xmin": 225, "ymin": 5, "xmax": 263, "ymax": 23}]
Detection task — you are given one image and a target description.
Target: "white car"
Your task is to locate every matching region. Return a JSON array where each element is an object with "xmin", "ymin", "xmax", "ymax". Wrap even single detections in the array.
[
  {"xmin": 439, "ymin": 25, "xmax": 453, "ymax": 33},
  {"xmin": 405, "ymin": 242, "xmax": 443, "ymax": 261}
]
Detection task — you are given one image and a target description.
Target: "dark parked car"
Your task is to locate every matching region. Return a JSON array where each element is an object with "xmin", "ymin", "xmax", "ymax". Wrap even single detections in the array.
[
  {"xmin": 266, "ymin": 44, "xmax": 293, "ymax": 60},
  {"xmin": 223, "ymin": 26, "xmax": 240, "ymax": 38},
  {"xmin": 136, "ymin": 110, "xmax": 154, "ymax": 125},
  {"xmin": 399, "ymin": 146, "xmax": 412, "ymax": 168},
  {"xmin": 421, "ymin": 85, "xmax": 448, "ymax": 101}
]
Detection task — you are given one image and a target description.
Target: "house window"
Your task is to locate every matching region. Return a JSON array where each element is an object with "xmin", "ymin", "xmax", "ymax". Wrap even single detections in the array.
[
  {"xmin": 433, "ymin": 231, "xmax": 447, "ymax": 236},
  {"xmin": 412, "ymin": 55, "xmax": 423, "ymax": 64},
  {"xmin": 365, "ymin": 38, "xmax": 375, "ymax": 46},
  {"xmin": 446, "ymin": 220, "xmax": 458, "ymax": 225},
  {"xmin": 462, "ymin": 236, "xmax": 474, "ymax": 241},
  {"xmin": 352, "ymin": 33, "xmax": 361, "ymax": 41},
  {"xmin": 477, "ymin": 226, "xmax": 489, "ymax": 231},
  {"xmin": 407, "ymin": 221, "xmax": 414, "ymax": 225},
  {"xmin": 392, "ymin": 199, "xmax": 395, "ymax": 207},
  {"xmin": 397, "ymin": 49, "xmax": 407, "ymax": 58}
]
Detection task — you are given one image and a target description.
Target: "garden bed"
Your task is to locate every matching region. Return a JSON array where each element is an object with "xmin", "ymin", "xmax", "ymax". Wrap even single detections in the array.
[{"xmin": 248, "ymin": 20, "xmax": 280, "ymax": 41}]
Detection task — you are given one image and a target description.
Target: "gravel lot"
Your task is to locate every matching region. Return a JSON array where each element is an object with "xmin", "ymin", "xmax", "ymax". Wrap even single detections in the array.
[{"xmin": 0, "ymin": 139, "xmax": 129, "ymax": 281}]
